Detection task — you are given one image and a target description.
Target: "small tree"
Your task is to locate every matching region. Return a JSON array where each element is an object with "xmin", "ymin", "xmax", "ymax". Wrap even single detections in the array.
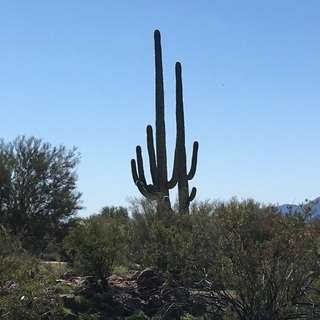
[
  {"xmin": 0, "ymin": 135, "xmax": 82, "ymax": 253},
  {"xmin": 64, "ymin": 214, "xmax": 124, "ymax": 287}
]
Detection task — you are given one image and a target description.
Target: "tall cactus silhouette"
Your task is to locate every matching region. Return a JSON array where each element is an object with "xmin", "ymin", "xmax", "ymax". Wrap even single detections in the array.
[
  {"xmin": 131, "ymin": 30, "xmax": 198, "ymax": 213},
  {"xmin": 173, "ymin": 62, "xmax": 199, "ymax": 213}
]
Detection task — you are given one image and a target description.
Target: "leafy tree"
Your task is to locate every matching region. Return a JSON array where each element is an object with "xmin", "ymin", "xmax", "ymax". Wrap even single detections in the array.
[
  {"xmin": 64, "ymin": 213, "xmax": 124, "ymax": 287},
  {"xmin": 208, "ymin": 198, "xmax": 320, "ymax": 320},
  {"xmin": 0, "ymin": 136, "xmax": 82, "ymax": 253}
]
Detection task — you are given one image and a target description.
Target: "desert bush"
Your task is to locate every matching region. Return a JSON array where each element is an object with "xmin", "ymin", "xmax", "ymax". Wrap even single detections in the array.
[
  {"xmin": 126, "ymin": 198, "xmax": 218, "ymax": 284},
  {"xmin": 209, "ymin": 198, "xmax": 320, "ymax": 320},
  {"xmin": 0, "ymin": 224, "xmax": 64, "ymax": 319},
  {"xmin": 64, "ymin": 213, "xmax": 125, "ymax": 286}
]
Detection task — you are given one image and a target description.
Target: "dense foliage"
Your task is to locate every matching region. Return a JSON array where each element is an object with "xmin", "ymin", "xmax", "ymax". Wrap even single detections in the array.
[
  {"xmin": 212, "ymin": 199, "xmax": 320, "ymax": 319},
  {"xmin": 0, "ymin": 136, "xmax": 82, "ymax": 253},
  {"xmin": 110, "ymin": 197, "xmax": 319, "ymax": 319},
  {"xmin": 64, "ymin": 210, "xmax": 126, "ymax": 286},
  {"xmin": 0, "ymin": 225, "xmax": 64, "ymax": 320}
]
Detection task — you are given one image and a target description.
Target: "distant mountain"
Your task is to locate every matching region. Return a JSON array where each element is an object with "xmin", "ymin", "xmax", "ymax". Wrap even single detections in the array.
[{"xmin": 278, "ymin": 197, "xmax": 320, "ymax": 219}]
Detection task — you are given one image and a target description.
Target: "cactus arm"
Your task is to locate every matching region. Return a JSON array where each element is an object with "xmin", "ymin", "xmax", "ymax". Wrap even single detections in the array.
[
  {"xmin": 167, "ymin": 149, "xmax": 179, "ymax": 189},
  {"xmin": 131, "ymin": 159, "xmax": 139, "ymax": 184},
  {"xmin": 130, "ymin": 145, "xmax": 146, "ymax": 185},
  {"xmin": 131, "ymin": 149, "xmax": 159, "ymax": 201},
  {"xmin": 146, "ymin": 125, "xmax": 157, "ymax": 185},
  {"xmin": 135, "ymin": 146, "xmax": 147, "ymax": 185},
  {"xmin": 131, "ymin": 145, "xmax": 149, "ymax": 187},
  {"xmin": 187, "ymin": 141, "xmax": 199, "ymax": 180},
  {"xmin": 189, "ymin": 187, "xmax": 197, "ymax": 202}
]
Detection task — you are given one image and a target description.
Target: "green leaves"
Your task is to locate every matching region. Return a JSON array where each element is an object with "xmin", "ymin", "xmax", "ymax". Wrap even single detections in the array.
[
  {"xmin": 64, "ymin": 214, "xmax": 125, "ymax": 284},
  {"xmin": 127, "ymin": 199, "xmax": 217, "ymax": 284},
  {"xmin": 213, "ymin": 199, "xmax": 320, "ymax": 319},
  {"xmin": 0, "ymin": 225, "xmax": 64, "ymax": 320},
  {"xmin": 0, "ymin": 135, "xmax": 82, "ymax": 253},
  {"xmin": 127, "ymin": 197, "xmax": 320, "ymax": 318}
]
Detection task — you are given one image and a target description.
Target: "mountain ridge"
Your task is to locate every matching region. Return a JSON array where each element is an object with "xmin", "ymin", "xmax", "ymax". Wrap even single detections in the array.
[{"xmin": 278, "ymin": 196, "xmax": 320, "ymax": 219}]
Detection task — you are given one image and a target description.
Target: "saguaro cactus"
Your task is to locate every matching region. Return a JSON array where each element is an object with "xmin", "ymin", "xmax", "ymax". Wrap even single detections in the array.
[{"xmin": 131, "ymin": 30, "xmax": 198, "ymax": 213}]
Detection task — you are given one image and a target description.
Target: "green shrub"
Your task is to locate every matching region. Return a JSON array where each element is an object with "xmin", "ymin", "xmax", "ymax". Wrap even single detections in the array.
[
  {"xmin": 64, "ymin": 214, "xmax": 125, "ymax": 286},
  {"xmin": 212, "ymin": 198, "xmax": 320, "ymax": 319},
  {"xmin": 0, "ymin": 225, "xmax": 64, "ymax": 319}
]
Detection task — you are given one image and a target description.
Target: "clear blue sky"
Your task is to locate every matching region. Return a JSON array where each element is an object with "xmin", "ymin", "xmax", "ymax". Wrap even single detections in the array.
[{"xmin": 1, "ymin": 1, "xmax": 319, "ymax": 216}]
